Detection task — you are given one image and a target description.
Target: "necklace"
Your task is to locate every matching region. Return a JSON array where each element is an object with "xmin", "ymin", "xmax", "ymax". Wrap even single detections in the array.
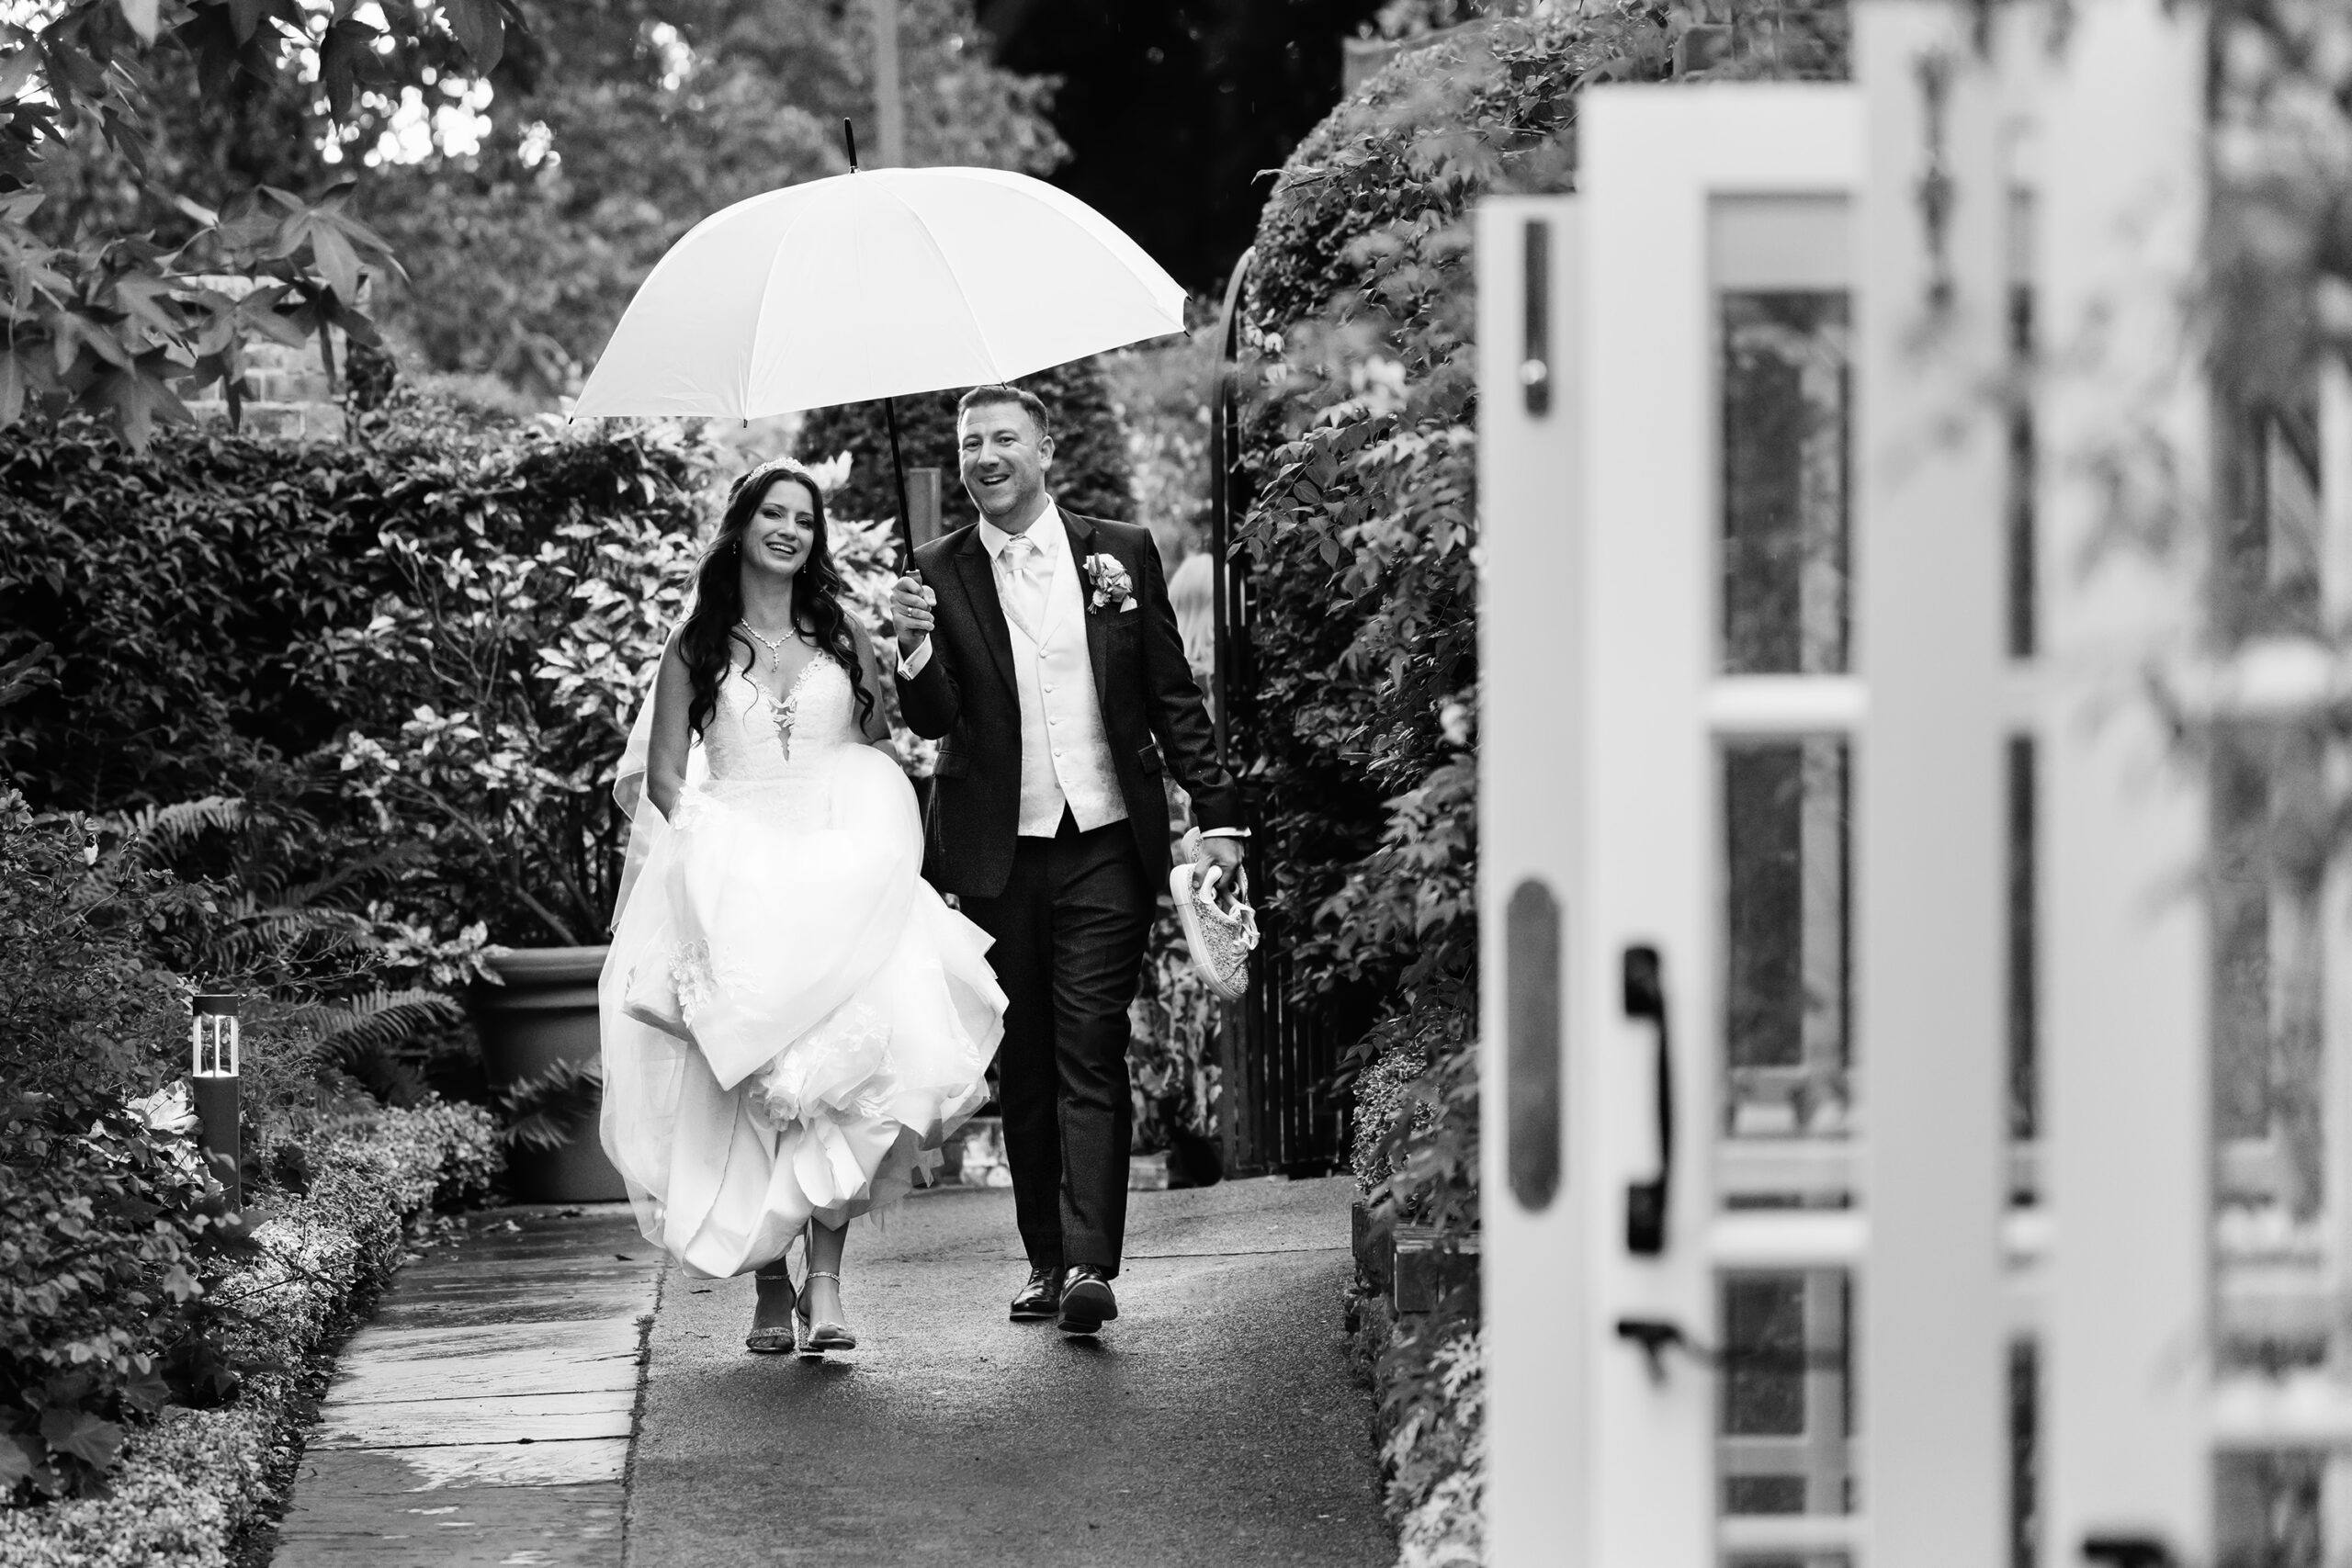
[
  {"xmin": 738, "ymin": 621, "xmax": 814, "ymax": 761},
  {"xmin": 738, "ymin": 621, "xmax": 803, "ymax": 660}
]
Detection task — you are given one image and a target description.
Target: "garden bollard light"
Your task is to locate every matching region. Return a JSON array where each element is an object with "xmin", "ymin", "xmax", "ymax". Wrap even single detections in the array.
[{"xmin": 191, "ymin": 993, "xmax": 242, "ymax": 1212}]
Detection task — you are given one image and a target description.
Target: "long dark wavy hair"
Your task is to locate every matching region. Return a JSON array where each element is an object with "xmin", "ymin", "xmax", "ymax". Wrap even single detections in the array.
[{"xmin": 677, "ymin": 458, "xmax": 875, "ymax": 738}]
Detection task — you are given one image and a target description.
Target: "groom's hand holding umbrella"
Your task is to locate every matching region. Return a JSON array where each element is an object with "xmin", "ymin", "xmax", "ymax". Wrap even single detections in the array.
[{"xmin": 890, "ymin": 573, "xmax": 935, "ymax": 655}]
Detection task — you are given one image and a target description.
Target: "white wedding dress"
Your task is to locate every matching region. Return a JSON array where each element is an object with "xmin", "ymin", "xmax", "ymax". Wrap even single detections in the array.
[{"xmin": 598, "ymin": 653, "xmax": 1005, "ymax": 1278}]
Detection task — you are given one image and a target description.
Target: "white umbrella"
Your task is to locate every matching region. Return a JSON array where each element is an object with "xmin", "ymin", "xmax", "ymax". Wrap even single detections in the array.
[{"xmin": 571, "ymin": 164, "xmax": 1186, "ymax": 423}]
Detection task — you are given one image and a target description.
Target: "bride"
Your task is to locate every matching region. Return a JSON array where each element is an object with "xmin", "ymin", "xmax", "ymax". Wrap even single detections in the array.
[{"xmin": 599, "ymin": 456, "xmax": 1006, "ymax": 1354}]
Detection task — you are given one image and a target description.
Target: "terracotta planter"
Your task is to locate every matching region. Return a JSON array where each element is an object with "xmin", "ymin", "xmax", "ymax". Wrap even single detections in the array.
[{"xmin": 473, "ymin": 944, "xmax": 626, "ymax": 1203}]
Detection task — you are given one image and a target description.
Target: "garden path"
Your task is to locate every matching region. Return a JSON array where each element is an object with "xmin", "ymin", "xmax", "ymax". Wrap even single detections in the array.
[
  {"xmin": 626, "ymin": 1175, "xmax": 1389, "ymax": 1568},
  {"xmin": 267, "ymin": 1178, "xmax": 1388, "ymax": 1567},
  {"xmin": 270, "ymin": 1207, "xmax": 659, "ymax": 1566}
]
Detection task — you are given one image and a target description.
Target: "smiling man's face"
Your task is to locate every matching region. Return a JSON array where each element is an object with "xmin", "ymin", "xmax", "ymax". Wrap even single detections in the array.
[{"xmin": 957, "ymin": 398, "xmax": 1054, "ymax": 530}]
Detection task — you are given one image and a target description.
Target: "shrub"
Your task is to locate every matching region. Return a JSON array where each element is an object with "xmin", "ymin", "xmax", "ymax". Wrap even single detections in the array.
[
  {"xmin": 793, "ymin": 356, "xmax": 1136, "ymax": 527},
  {"xmin": 1238, "ymin": 5, "xmax": 1677, "ymax": 1230},
  {"xmin": 0, "ymin": 1099, "xmax": 498, "ymax": 1560},
  {"xmin": 0, "ymin": 795, "xmax": 233, "ymax": 1503},
  {"xmin": 0, "ymin": 405, "xmax": 714, "ymax": 946},
  {"xmin": 0, "ymin": 406, "xmax": 707, "ymax": 816},
  {"xmin": 0, "ymin": 790, "xmax": 502, "ymax": 1514}
]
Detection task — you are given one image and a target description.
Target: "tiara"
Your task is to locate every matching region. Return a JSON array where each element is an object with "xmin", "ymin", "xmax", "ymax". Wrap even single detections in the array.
[{"xmin": 742, "ymin": 455, "xmax": 817, "ymax": 486}]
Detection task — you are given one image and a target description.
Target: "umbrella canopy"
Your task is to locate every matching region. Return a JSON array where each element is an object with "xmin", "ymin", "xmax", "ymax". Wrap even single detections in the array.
[{"xmin": 571, "ymin": 165, "xmax": 1187, "ymax": 422}]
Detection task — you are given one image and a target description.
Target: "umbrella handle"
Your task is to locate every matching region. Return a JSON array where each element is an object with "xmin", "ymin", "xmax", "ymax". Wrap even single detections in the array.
[{"xmin": 883, "ymin": 394, "xmax": 915, "ymax": 570}]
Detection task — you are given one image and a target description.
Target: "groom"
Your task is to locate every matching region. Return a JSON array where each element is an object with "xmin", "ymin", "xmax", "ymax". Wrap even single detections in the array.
[{"xmin": 890, "ymin": 384, "xmax": 1244, "ymax": 1337}]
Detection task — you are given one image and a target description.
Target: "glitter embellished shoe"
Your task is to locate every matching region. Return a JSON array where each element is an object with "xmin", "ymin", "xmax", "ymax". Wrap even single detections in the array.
[{"xmin": 1170, "ymin": 829, "xmax": 1257, "ymax": 1004}]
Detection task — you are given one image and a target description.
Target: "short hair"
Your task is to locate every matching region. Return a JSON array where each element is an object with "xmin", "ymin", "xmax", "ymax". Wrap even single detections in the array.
[{"xmin": 956, "ymin": 383, "xmax": 1052, "ymax": 440}]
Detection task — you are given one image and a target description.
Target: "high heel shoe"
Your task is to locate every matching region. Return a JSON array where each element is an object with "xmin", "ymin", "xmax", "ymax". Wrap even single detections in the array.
[
  {"xmin": 797, "ymin": 1269, "xmax": 857, "ymax": 1354},
  {"xmin": 745, "ymin": 1267, "xmax": 801, "ymax": 1355}
]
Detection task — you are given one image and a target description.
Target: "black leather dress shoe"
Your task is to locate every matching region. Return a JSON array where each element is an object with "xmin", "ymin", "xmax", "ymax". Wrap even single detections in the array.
[
  {"xmin": 1010, "ymin": 1266, "xmax": 1062, "ymax": 1321},
  {"xmin": 1056, "ymin": 1266, "xmax": 1117, "ymax": 1336}
]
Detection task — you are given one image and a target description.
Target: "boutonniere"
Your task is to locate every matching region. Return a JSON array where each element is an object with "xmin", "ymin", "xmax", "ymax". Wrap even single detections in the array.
[{"xmin": 1082, "ymin": 552, "xmax": 1136, "ymax": 615}]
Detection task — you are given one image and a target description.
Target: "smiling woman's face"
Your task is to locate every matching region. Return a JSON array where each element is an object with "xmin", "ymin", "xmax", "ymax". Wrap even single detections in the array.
[{"xmin": 741, "ymin": 478, "xmax": 818, "ymax": 583}]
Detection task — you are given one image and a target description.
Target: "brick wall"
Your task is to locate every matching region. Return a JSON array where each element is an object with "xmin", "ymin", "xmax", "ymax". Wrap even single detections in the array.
[{"xmin": 182, "ymin": 276, "xmax": 348, "ymax": 443}]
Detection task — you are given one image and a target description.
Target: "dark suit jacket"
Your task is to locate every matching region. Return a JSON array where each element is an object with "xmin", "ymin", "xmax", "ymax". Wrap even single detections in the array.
[{"xmin": 895, "ymin": 508, "xmax": 1240, "ymax": 900}]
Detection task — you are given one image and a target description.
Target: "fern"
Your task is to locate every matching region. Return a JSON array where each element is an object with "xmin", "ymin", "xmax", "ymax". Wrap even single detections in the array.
[
  {"xmin": 275, "ymin": 842, "xmax": 430, "ymax": 909},
  {"xmin": 290, "ymin": 987, "xmax": 464, "ymax": 1055},
  {"xmin": 181, "ymin": 905, "xmax": 381, "ymax": 987},
  {"xmin": 495, "ymin": 1057, "xmax": 604, "ymax": 1153},
  {"xmin": 110, "ymin": 795, "xmax": 248, "ymax": 866},
  {"xmin": 283, "ymin": 987, "xmax": 465, "ymax": 1110}
]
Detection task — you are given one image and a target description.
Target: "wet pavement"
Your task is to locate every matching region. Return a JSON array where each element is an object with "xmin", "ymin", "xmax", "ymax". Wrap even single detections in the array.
[{"xmin": 270, "ymin": 1179, "xmax": 1390, "ymax": 1568}]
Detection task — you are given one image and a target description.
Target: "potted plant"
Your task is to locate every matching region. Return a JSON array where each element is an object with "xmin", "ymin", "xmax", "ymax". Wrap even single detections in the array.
[{"xmin": 325, "ymin": 427, "xmax": 707, "ymax": 1200}]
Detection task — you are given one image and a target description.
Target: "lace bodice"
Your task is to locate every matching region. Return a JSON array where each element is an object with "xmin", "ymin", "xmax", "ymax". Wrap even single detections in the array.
[{"xmin": 702, "ymin": 655, "xmax": 865, "ymax": 783}]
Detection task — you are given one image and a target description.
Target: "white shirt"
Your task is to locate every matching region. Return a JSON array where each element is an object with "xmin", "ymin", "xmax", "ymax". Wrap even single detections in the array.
[{"xmin": 899, "ymin": 502, "xmax": 1127, "ymax": 837}]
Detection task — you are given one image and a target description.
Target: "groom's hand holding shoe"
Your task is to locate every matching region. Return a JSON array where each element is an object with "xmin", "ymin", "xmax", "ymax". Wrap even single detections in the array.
[
  {"xmin": 890, "ymin": 572, "xmax": 935, "ymax": 654},
  {"xmin": 1197, "ymin": 835, "xmax": 1243, "ymax": 877}
]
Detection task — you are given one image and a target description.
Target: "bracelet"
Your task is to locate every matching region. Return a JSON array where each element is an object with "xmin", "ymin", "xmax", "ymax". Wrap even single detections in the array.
[{"xmin": 1197, "ymin": 828, "xmax": 1251, "ymax": 840}]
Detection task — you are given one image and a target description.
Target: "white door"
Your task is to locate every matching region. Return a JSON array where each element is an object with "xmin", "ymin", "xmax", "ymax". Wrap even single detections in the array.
[
  {"xmin": 1487, "ymin": 4, "xmax": 2352, "ymax": 1567},
  {"xmin": 1482, "ymin": 7, "xmax": 2014, "ymax": 1563}
]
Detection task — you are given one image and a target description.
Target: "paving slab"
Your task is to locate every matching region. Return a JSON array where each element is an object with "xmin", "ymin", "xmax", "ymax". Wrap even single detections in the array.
[
  {"xmin": 625, "ymin": 1175, "xmax": 1391, "ymax": 1568},
  {"xmin": 271, "ymin": 1206, "xmax": 660, "ymax": 1568}
]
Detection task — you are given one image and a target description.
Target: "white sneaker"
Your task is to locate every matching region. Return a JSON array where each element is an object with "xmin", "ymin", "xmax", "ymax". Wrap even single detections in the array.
[{"xmin": 1170, "ymin": 829, "xmax": 1258, "ymax": 1003}]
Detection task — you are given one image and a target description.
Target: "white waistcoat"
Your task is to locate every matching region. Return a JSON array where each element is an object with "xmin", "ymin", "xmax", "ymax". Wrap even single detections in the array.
[{"xmin": 1001, "ymin": 523, "xmax": 1125, "ymax": 837}]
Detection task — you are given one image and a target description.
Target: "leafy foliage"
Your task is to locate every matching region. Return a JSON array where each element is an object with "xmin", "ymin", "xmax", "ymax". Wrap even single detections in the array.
[
  {"xmin": 0, "ymin": 773, "xmax": 510, "ymax": 1508},
  {"xmin": 1237, "ymin": 6, "xmax": 1679, "ymax": 1228},
  {"xmin": 352, "ymin": 0, "xmax": 1066, "ymax": 393},
  {"xmin": 0, "ymin": 1098, "xmax": 497, "ymax": 1548},
  {"xmin": 0, "ymin": 793, "xmax": 243, "ymax": 1503},
  {"xmin": 493, "ymin": 1055, "xmax": 603, "ymax": 1153},
  {"xmin": 794, "ymin": 355, "xmax": 1137, "ymax": 530},
  {"xmin": 0, "ymin": 0, "xmax": 520, "ymax": 445},
  {"xmin": 0, "ymin": 403, "xmax": 713, "ymax": 945}
]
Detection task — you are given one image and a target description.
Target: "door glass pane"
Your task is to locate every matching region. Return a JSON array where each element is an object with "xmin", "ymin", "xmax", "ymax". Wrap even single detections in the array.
[
  {"xmin": 1724, "ymin": 738, "xmax": 1852, "ymax": 1143},
  {"xmin": 1722, "ymin": 290, "xmax": 1851, "ymax": 675},
  {"xmin": 2216, "ymin": 1450, "xmax": 2324, "ymax": 1568},
  {"xmin": 2212, "ymin": 721, "xmax": 2329, "ymax": 1371},
  {"xmin": 1719, "ymin": 1269, "xmax": 1854, "ymax": 1519},
  {"xmin": 2217, "ymin": 400, "xmax": 2323, "ymax": 642}
]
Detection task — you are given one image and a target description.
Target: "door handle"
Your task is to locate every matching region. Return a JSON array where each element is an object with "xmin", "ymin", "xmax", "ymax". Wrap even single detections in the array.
[
  {"xmin": 1521, "ymin": 219, "xmax": 1551, "ymax": 416},
  {"xmin": 2081, "ymin": 1539, "xmax": 2178, "ymax": 1568},
  {"xmin": 1505, "ymin": 879, "xmax": 1562, "ymax": 1212},
  {"xmin": 1623, "ymin": 944, "xmax": 1671, "ymax": 1255}
]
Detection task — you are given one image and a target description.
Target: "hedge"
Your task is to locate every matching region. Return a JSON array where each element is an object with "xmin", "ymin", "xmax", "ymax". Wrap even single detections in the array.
[
  {"xmin": 0, "ymin": 1100, "xmax": 498, "ymax": 1568},
  {"xmin": 1239, "ymin": 6, "xmax": 1848, "ymax": 1562},
  {"xmin": 0, "ymin": 402, "xmax": 711, "ymax": 949},
  {"xmin": 0, "ymin": 404, "xmax": 703, "ymax": 816}
]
